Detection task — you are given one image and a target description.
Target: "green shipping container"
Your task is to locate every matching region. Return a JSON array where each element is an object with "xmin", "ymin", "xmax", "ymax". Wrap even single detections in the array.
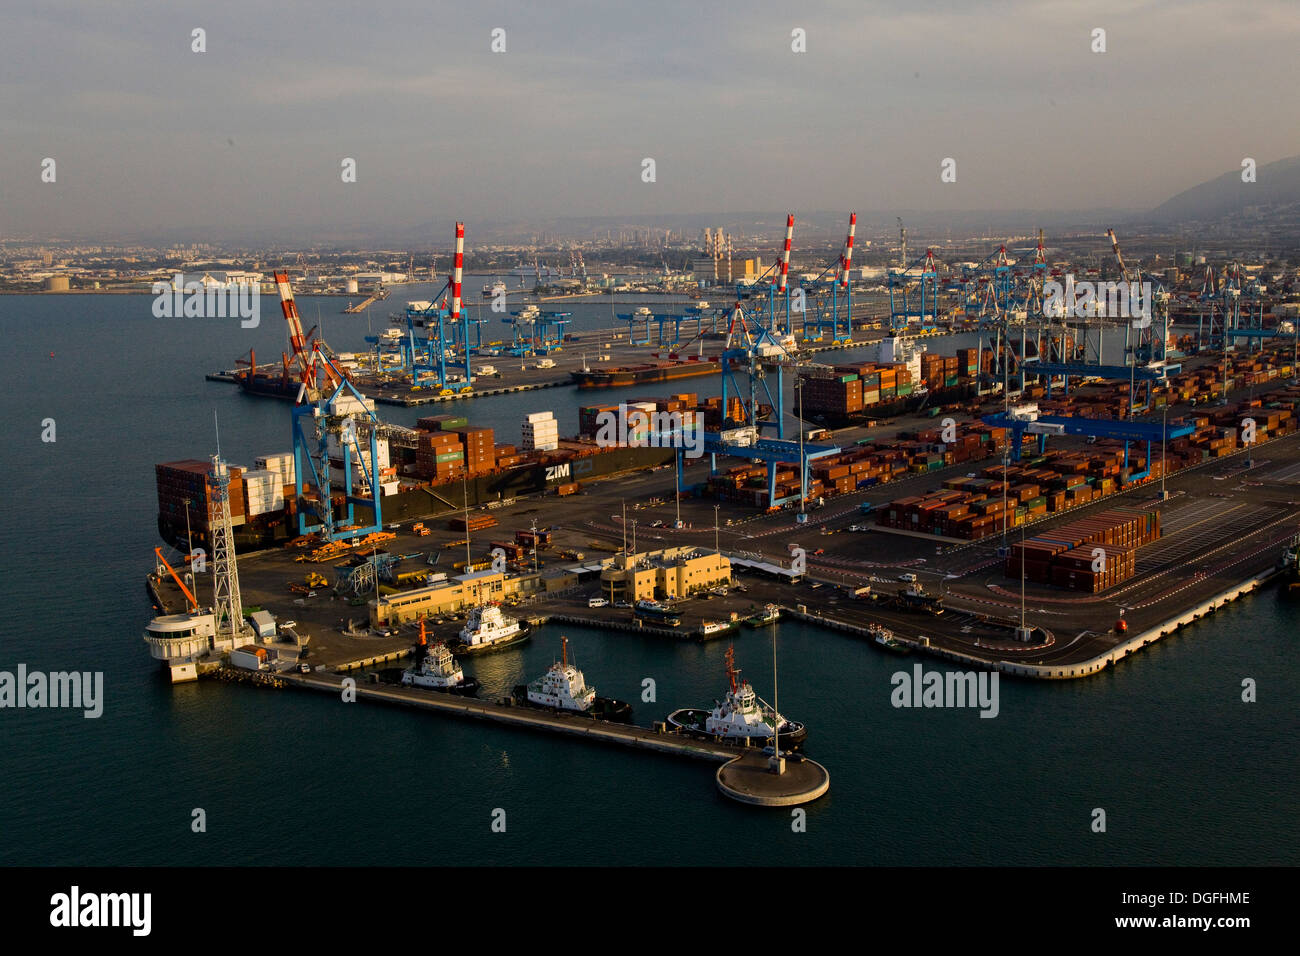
[
  {"xmin": 897, "ymin": 383, "xmax": 914, "ymax": 396},
  {"xmin": 435, "ymin": 451, "xmax": 463, "ymax": 463}
]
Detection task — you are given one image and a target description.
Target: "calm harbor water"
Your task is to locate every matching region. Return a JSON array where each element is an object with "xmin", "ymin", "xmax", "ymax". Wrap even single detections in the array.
[{"xmin": 0, "ymin": 293, "xmax": 1295, "ymax": 866}]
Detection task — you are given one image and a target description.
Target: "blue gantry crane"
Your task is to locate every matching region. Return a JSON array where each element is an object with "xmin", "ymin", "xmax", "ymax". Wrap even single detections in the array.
[
  {"xmin": 887, "ymin": 247, "xmax": 941, "ymax": 332},
  {"xmin": 290, "ymin": 354, "xmax": 385, "ymax": 542},
  {"xmin": 983, "ymin": 405, "xmax": 1195, "ymax": 480}
]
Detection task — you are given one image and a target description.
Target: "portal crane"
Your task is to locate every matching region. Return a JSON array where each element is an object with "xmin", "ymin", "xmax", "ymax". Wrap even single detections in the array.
[{"xmin": 273, "ymin": 271, "xmax": 341, "ymax": 400}]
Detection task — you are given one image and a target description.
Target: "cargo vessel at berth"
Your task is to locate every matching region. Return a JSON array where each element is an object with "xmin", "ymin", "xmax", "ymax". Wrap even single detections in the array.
[
  {"xmin": 795, "ymin": 335, "xmax": 984, "ymax": 428},
  {"xmin": 666, "ymin": 645, "xmax": 807, "ymax": 749},
  {"xmin": 238, "ymin": 372, "xmax": 301, "ymax": 400},
  {"xmin": 156, "ymin": 441, "xmax": 677, "ymax": 554},
  {"xmin": 511, "ymin": 636, "xmax": 633, "ymax": 722},
  {"xmin": 571, "ymin": 359, "xmax": 720, "ymax": 389}
]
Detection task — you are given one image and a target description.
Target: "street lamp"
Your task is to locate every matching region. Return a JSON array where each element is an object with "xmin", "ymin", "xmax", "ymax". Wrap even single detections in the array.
[
  {"xmin": 1160, "ymin": 403, "xmax": 1169, "ymax": 500},
  {"xmin": 1014, "ymin": 521, "xmax": 1033, "ymax": 643},
  {"xmin": 674, "ymin": 451, "xmax": 682, "ymax": 529},
  {"xmin": 796, "ymin": 376, "xmax": 807, "ymax": 525}
]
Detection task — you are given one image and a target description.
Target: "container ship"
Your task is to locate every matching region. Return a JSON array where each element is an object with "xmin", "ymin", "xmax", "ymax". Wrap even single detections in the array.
[
  {"xmin": 795, "ymin": 338, "xmax": 985, "ymax": 428},
  {"xmin": 155, "ymin": 432, "xmax": 676, "ymax": 554},
  {"xmin": 571, "ymin": 358, "xmax": 721, "ymax": 389},
  {"xmin": 238, "ymin": 371, "xmax": 301, "ymax": 401}
]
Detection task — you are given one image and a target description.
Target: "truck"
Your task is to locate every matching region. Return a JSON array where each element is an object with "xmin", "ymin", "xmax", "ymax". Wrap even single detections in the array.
[
  {"xmin": 536, "ymin": 359, "xmax": 556, "ymax": 370},
  {"xmin": 515, "ymin": 528, "xmax": 553, "ymax": 548},
  {"xmin": 859, "ymin": 501, "xmax": 875, "ymax": 515}
]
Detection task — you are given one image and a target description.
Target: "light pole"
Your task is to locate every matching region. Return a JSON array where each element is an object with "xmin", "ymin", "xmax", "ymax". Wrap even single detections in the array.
[
  {"xmin": 1292, "ymin": 321, "xmax": 1298, "ymax": 386},
  {"xmin": 1160, "ymin": 403, "xmax": 1169, "ymax": 500},
  {"xmin": 674, "ymin": 452, "xmax": 682, "ymax": 529},
  {"xmin": 770, "ymin": 617, "xmax": 784, "ymax": 774},
  {"xmin": 1015, "ymin": 521, "xmax": 1032, "ymax": 643},
  {"xmin": 462, "ymin": 471, "xmax": 471, "ymax": 570},
  {"xmin": 714, "ymin": 504, "xmax": 720, "ymax": 555},
  {"xmin": 796, "ymin": 376, "xmax": 807, "ymax": 524}
]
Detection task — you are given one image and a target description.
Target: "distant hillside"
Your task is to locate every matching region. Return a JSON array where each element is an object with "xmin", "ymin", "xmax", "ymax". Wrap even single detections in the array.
[{"xmin": 1148, "ymin": 154, "xmax": 1300, "ymax": 224}]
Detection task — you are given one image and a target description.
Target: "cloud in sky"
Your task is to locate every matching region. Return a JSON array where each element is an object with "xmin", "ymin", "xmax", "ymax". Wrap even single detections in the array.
[{"xmin": 2, "ymin": 0, "xmax": 1298, "ymax": 240}]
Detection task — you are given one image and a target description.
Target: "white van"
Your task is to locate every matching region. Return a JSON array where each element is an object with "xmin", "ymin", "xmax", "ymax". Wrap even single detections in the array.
[{"xmin": 588, "ymin": 597, "xmax": 609, "ymax": 608}]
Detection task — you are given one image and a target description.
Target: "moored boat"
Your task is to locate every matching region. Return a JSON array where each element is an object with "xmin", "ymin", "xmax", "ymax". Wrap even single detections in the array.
[
  {"xmin": 402, "ymin": 620, "xmax": 479, "ymax": 694},
  {"xmin": 449, "ymin": 603, "xmax": 531, "ymax": 655},
  {"xmin": 742, "ymin": 603, "xmax": 781, "ymax": 627},
  {"xmin": 512, "ymin": 636, "xmax": 632, "ymax": 722},
  {"xmin": 699, "ymin": 619, "xmax": 737, "ymax": 638},
  {"xmin": 867, "ymin": 622, "xmax": 911, "ymax": 654},
  {"xmin": 633, "ymin": 598, "xmax": 681, "ymax": 626},
  {"xmin": 666, "ymin": 645, "xmax": 806, "ymax": 748}
]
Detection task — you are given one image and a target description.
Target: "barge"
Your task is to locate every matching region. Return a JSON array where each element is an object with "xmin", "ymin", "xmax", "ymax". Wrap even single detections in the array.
[{"xmin": 571, "ymin": 359, "xmax": 720, "ymax": 389}]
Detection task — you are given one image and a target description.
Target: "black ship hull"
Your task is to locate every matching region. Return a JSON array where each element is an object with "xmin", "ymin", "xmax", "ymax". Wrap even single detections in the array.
[
  {"xmin": 158, "ymin": 444, "xmax": 676, "ymax": 554},
  {"xmin": 799, "ymin": 382, "xmax": 981, "ymax": 429},
  {"xmin": 402, "ymin": 676, "xmax": 480, "ymax": 696},
  {"xmin": 449, "ymin": 625, "xmax": 532, "ymax": 656},
  {"xmin": 665, "ymin": 708, "xmax": 808, "ymax": 749},
  {"xmin": 238, "ymin": 374, "xmax": 300, "ymax": 401},
  {"xmin": 511, "ymin": 686, "xmax": 634, "ymax": 723}
]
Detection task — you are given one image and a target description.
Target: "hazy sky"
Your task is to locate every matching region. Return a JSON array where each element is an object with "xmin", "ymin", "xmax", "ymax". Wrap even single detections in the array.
[{"xmin": 3, "ymin": 0, "xmax": 1298, "ymax": 241}]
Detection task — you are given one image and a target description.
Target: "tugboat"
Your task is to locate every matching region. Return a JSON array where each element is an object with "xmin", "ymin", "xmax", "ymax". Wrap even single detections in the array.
[
  {"xmin": 633, "ymin": 598, "xmax": 681, "ymax": 626},
  {"xmin": 401, "ymin": 620, "xmax": 479, "ymax": 695},
  {"xmin": 867, "ymin": 622, "xmax": 911, "ymax": 654},
  {"xmin": 666, "ymin": 645, "xmax": 807, "ymax": 749},
  {"xmin": 742, "ymin": 604, "xmax": 781, "ymax": 627},
  {"xmin": 448, "ymin": 603, "xmax": 531, "ymax": 655},
  {"xmin": 512, "ymin": 637, "xmax": 632, "ymax": 722},
  {"xmin": 699, "ymin": 619, "xmax": 737, "ymax": 639}
]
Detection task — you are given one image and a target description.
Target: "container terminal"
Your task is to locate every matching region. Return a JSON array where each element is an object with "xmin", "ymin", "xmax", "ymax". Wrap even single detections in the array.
[{"xmin": 146, "ymin": 218, "xmax": 1300, "ymax": 801}]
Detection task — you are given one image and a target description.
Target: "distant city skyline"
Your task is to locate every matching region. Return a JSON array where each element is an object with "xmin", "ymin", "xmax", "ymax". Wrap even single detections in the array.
[{"xmin": 4, "ymin": 0, "xmax": 1299, "ymax": 242}]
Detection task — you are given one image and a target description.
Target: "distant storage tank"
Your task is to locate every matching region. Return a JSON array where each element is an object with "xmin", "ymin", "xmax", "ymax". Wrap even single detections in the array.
[
  {"xmin": 345, "ymin": 278, "xmax": 359, "ymax": 294},
  {"xmin": 44, "ymin": 276, "xmax": 70, "ymax": 291}
]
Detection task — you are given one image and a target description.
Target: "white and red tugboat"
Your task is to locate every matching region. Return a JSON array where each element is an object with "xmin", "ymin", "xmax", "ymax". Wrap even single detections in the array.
[
  {"xmin": 513, "ymin": 636, "xmax": 632, "ymax": 722},
  {"xmin": 666, "ymin": 644, "xmax": 807, "ymax": 748}
]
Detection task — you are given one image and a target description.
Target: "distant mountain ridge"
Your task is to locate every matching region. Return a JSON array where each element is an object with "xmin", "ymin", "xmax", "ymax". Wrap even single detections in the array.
[{"xmin": 1148, "ymin": 154, "xmax": 1300, "ymax": 223}]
